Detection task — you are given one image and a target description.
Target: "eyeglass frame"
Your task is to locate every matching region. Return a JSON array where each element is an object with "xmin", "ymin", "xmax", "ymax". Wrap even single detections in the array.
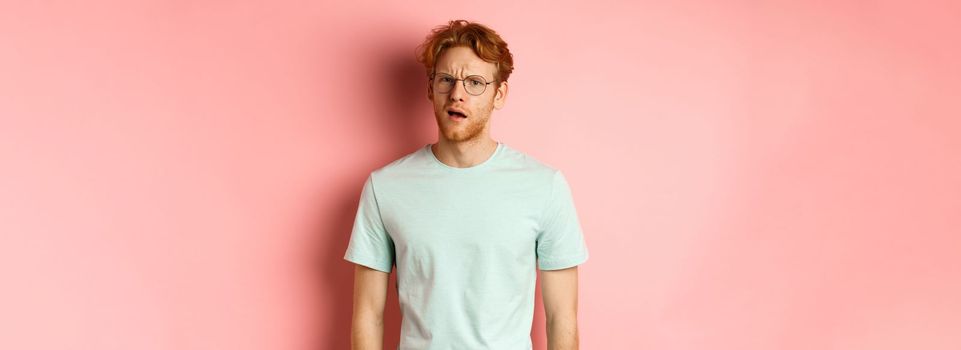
[{"xmin": 428, "ymin": 70, "xmax": 498, "ymax": 96}]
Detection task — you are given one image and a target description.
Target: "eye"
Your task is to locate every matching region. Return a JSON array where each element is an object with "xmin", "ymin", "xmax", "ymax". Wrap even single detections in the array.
[
  {"xmin": 467, "ymin": 77, "xmax": 485, "ymax": 86},
  {"xmin": 440, "ymin": 76, "xmax": 454, "ymax": 83}
]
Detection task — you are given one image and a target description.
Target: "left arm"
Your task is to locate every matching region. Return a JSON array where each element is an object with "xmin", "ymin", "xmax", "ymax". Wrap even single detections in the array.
[{"xmin": 541, "ymin": 266, "xmax": 580, "ymax": 350}]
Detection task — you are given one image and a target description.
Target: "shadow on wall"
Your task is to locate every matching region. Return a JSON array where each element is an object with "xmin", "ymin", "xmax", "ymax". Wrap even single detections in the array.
[{"xmin": 308, "ymin": 29, "xmax": 431, "ymax": 350}]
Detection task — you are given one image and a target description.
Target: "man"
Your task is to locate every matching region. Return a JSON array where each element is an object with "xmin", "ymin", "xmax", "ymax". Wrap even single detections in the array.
[{"xmin": 344, "ymin": 19, "xmax": 588, "ymax": 350}]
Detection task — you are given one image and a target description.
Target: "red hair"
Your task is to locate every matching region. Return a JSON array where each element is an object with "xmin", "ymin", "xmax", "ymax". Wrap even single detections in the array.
[{"xmin": 415, "ymin": 19, "xmax": 514, "ymax": 83}]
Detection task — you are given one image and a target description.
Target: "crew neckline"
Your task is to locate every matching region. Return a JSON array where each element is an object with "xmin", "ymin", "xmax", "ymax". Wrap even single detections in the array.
[{"xmin": 426, "ymin": 141, "xmax": 503, "ymax": 172}]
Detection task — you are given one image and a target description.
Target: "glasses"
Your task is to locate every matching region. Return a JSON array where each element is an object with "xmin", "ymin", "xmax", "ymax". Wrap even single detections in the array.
[{"xmin": 430, "ymin": 72, "xmax": 495, "ymax": 96}]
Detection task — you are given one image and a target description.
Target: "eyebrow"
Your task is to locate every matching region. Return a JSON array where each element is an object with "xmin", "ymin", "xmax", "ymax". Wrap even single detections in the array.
[{"xmin": 435, "ymin": 71, "xmax": 490, "ymax": 79}]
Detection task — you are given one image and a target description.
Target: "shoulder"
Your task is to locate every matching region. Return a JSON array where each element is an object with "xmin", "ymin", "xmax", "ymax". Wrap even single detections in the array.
[
  {"xmin": 497, "ymin": 143, "xmax": 563, "ymax": 180},
  {"xmin": 367, "ymin": 144, "xmax": 431, "ymax": 182}
]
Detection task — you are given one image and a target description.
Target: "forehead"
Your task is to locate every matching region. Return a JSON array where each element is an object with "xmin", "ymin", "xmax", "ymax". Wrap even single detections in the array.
[{"xmin": 435, "ymin": 46, "xmax": 497, "ymax": 77}]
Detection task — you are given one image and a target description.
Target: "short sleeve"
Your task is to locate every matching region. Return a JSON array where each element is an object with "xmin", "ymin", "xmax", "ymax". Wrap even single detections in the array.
[
  {"xmin": 343, "ymin": 174, "xmax": 395, "ymax": 273},
  {"xmin": 536, "ymin": 170, "xmax": 589, "ymax": 270}
]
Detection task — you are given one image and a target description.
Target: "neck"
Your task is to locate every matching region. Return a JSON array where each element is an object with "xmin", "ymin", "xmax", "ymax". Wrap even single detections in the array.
[{"xmin": 431, "ymin": 137, "xmax": 498, "ymax": 168}]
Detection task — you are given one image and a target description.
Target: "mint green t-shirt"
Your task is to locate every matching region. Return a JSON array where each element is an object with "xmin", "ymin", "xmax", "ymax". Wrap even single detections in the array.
[{"xmin": 343, "ymin": 141, "xmax": 589, "ymax": 350}]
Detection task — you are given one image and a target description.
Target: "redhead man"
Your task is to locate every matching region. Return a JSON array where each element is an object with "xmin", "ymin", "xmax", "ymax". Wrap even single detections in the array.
[{"xmin": 344, "ymin": 19, "xmax": 588, "ymax": 350}]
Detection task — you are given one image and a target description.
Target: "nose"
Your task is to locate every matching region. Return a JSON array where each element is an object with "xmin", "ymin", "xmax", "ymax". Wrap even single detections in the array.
[{"xmin": 448, "ymin": 80, "xmax": 467, "ymax": 102}]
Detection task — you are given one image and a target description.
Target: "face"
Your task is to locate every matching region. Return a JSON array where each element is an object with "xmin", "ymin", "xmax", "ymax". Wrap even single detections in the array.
[{"xmin": 427, "ymin": 46, "xmax": 508, "ymax": 143}]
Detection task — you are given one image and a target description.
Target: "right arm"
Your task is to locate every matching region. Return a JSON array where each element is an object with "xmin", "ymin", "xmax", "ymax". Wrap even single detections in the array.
[{"xmin": 350, "ymin": 264, "xmax": 390, "ymax": 350}]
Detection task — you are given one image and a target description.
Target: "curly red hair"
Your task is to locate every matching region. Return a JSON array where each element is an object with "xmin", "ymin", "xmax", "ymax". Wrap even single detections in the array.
[{"xmin": 415, "ymin": 19, "xmax": 514, "ymax": 83}]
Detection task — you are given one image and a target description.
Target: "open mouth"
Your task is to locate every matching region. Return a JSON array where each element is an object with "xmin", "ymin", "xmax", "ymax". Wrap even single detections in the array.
[{"xmin": 447, "ymin": 110, "xmax": 468, "ymax": 120}]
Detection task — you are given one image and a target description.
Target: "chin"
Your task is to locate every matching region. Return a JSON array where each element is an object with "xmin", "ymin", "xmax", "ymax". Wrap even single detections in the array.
[{"xmin": 434, "ymin": 112, "xmax": 486, "ymax": 142}]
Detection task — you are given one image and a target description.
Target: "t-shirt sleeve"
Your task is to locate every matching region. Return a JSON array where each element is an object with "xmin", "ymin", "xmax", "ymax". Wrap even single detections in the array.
[
  {"xmin": 536, "ymin": 170, "xmax": 590, "ymax": 270},
  {"xmin": 343, "ymin": 174, "xmax": 395, "ymax": 273}
]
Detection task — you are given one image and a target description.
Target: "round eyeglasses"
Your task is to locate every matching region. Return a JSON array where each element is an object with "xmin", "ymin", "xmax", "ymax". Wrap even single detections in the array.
[{"xmin": 430, "ymin": 72, "xmax": 495, "ymax": 96}]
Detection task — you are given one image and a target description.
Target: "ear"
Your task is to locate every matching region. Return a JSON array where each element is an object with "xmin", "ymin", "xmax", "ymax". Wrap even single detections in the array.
[
  {"xmin": 493, "ymin": 81, "xmax": 509, "ymax": 110},
  {"xmin": 427, "ymin": 79, "xmax": 434, "ymax": 101}
]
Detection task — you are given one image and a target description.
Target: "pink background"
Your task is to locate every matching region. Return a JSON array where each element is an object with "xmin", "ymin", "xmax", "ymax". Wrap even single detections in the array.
[{"xmin": 2, "ymin": 1, "xmax": 959, "ymax": 349}]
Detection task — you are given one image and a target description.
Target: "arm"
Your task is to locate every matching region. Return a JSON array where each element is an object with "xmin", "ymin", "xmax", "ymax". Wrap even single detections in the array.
[
  {"xmin": 541, "ymin": 266, "xmax": 580, "ymax": 350},
  {"xmin": 350, "ymin": 264, "xmax": 390, "ymax": 350}
]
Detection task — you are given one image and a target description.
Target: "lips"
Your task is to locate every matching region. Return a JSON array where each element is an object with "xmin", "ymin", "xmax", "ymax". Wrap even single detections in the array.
[{"xmin": 446, "ymin": 108, "xmax": 468, "ymax": 118}]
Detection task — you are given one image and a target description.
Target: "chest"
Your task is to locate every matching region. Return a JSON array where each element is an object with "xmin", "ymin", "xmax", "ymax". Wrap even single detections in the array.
[{"xmin": 379, "ymin": 181, "xmax": 544, "ymax": 252}]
